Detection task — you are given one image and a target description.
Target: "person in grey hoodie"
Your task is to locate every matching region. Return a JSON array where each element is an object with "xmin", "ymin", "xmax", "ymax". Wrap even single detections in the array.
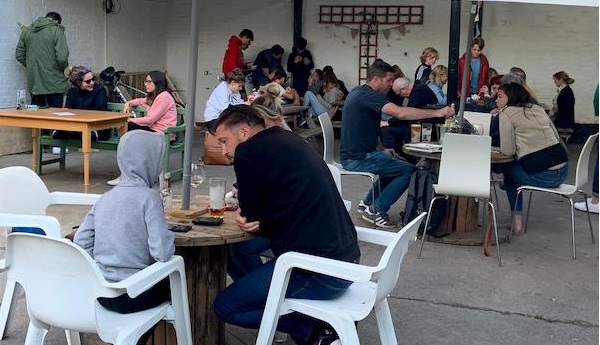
[
  {"xmin": 74, "ymin": 130, "xmax": 174, "ymax": 344},
  {"xmin": 15, "ymin": 12, "xmax": 69, "ymax": 107}
]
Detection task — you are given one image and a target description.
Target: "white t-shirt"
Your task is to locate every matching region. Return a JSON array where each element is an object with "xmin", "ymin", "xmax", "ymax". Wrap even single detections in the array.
[{"xmin": 203, "ymin": 81, "xmax": 244, "ymax": 122}]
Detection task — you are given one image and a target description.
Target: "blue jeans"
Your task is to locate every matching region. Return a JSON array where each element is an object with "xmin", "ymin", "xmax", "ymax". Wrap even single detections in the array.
[
  {"xmin": 302, "ymin": 91, "xmax": 328, "ymax": 117},
  {"xmin": 227, "ymin": 237, "xmax": 271, "ymax": 281},
  {"xmin": 342, "ymin": 151, "xmax": 415, "ymax": 214},
  {"xmin": 502, "ymin": 163, "xmax": 568, "ymax": 213},
  {"xmin": 214, "ymin": 258, "xmax": 352, "ymax": 343}
]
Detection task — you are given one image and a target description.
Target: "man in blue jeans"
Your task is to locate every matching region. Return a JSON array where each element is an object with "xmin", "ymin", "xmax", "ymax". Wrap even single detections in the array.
[
  {"xmin": 213, "ymin": 105, "xmax": 360, "ymax": 345},
  {"xmin": 341, "ymin": 60, "xmax": 452, "ymax": 228}
]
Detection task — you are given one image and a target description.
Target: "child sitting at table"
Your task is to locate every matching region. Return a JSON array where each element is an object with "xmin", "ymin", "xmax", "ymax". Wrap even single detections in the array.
[
  {"xmin": 263, "ymin": 67, "xmax": 300, "ymax": 105},
  {"xmin": 74, "ymin": 129, "xmax": 174, "ymax": 345}
]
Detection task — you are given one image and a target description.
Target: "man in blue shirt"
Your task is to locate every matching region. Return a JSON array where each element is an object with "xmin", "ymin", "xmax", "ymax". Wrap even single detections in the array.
[
  {"xmin": 251, "ymin": 44, "xmax": 284, "ymax": 88},
  {"xmin": 341, "ymin": 60, "xmax": 452, "ymax": 228}
]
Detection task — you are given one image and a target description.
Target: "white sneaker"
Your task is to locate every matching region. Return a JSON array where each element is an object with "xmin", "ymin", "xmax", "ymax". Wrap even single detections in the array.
[
  {"xmin": 357, "ymin": 200, "xmax": 369, "ymax": 213},
  {"xmin": 574, "ymin": 198, "xmax": 599, "ymax": 214},
  {"xmin": 106, "ymin": 176, "xmax": 122, "ymax": 186}
]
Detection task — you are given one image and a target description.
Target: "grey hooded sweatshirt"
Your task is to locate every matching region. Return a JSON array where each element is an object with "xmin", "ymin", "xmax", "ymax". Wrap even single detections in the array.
[{"xmin": 75, "ymin": 130, "xmax": 174, "ymax": 282}]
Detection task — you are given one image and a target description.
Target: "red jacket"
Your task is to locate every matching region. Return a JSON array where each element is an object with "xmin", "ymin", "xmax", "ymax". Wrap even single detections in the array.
[
  {"xmin": 457, "ymin": 53, "xmax": 490, "ymax": 97},
  {"xmin": 222, "ymin": 36, "xmax": 244, "ymax": 76}
]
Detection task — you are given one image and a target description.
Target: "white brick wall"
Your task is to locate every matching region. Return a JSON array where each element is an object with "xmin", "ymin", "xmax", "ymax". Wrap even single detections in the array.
[{"xmin": 0, "ymin": 0, "xmax": 597, "ymax": 155}]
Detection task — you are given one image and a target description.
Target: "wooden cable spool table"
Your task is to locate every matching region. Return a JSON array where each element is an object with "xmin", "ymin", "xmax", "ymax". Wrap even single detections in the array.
[
  {"xmin": 402, "ymin": 143, "xmax": 513, "ymax": 245},
  {"xmin": 151, "ymin": 210, "xmax": 252, "ymax": 345}
]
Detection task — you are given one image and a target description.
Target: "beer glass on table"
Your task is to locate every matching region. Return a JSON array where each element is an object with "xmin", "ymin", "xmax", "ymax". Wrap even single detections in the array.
[{"xmin": 209, "ymin": 177, "xmax": 226, "ymax": 217}]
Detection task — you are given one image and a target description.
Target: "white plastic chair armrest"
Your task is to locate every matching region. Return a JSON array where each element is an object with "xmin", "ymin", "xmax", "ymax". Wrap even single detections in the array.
[
  {"xmin": 49, "ymin": 192, "xmax": 102, "ymax": 206},
  {"xmin": 355, "ymin": 226, "xmax": 396, "ymax": 246},
  {"xmin": 109, "ymin": 256, "xmax": 185, "ymax": 298},
  {"xmin": 0, "ymin": 213, "xmax": 62, "ymax": 238},
  {"xmin": 275, "ymin": 251, "xmax": 372, "ymax": 283}
]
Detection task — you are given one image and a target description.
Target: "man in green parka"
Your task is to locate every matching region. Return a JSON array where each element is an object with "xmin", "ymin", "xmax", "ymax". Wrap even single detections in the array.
[{"xmin": 15, "ymin": 12, "xmax": 69, "ymax": 107}]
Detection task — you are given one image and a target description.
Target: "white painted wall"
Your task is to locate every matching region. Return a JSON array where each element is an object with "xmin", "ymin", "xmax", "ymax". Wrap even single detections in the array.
[{"xmin": 0, "ymin": 0, "xmax": 597, "ymax": 125}]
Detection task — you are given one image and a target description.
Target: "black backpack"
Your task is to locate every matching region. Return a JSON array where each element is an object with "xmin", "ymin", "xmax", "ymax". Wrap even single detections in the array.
[{"xmin": 401, "ymin": 158, "xmax": 446, "ymax": 233}]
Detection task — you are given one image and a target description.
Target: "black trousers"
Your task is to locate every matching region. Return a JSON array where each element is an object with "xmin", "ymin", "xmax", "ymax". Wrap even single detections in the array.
[{"xmin": 98, "ymin": 278, "xmax": 171, "ymax": 345}]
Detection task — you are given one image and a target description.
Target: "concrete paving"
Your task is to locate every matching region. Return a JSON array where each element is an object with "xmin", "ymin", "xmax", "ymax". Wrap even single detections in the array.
[{"xmin": 0, "ymin": 134, "xmax": 597, "ymax": 345}]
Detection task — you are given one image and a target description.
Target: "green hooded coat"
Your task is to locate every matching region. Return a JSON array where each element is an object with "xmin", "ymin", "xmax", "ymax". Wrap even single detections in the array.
[{"xmin": 15, "ymin": 17, "xmax": 69, "ymax": 95}]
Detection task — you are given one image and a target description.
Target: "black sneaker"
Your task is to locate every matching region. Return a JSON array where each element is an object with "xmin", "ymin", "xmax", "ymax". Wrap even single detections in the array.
[{"xmin": 361, "ymin": 207, "xmax": 396, "ymax": 229}]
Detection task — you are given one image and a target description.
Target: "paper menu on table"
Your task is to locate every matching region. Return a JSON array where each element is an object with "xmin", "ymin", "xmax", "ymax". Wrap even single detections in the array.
[{"xmin": 404, "ymin": 143, "xmax": 443, "ymax": 153}]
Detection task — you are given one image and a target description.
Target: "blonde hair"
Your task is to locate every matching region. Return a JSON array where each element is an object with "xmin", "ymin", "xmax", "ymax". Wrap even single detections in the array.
[
  {"xmin": 258, "ymin": 84, "xmax": 281, "ymax": 98},
  {"xmin": 420, "ymin": 47, "xmax": 439, "ymax": 63},
  {"xmin": 429, "ymin": 65, "xmax": 448, "ymax": 84},
  {"xmin": 252, "ymin": 95, "xmax": 291, "ymax": 131}
]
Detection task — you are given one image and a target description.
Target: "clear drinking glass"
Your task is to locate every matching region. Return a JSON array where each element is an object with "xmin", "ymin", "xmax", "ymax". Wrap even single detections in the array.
[
  {"xmin": 209, "ymin": 177, "xmax": 226, "ymax": 217},
  {"xmin": 190, "ymin": 162, "xmax": 206, "ymax": 205}
]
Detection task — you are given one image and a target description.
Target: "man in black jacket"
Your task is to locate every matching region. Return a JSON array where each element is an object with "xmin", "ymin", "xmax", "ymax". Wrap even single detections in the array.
[
  {"xmin": 287, "ymin": 37, "xmax": 314, "ymax": 97},
  {"xmin": 213, "ymin": 104, "xmax": 359, "ymax": 345}
]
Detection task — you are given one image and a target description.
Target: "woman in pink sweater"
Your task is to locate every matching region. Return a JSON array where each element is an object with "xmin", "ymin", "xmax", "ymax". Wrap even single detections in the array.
[
  {"xmin": 107, "ymin": 71, "xmax": 176, "ymax": 186},
  {"xmin": 124, "ymin": 71, "xmax": 176, "ymax": 133}
]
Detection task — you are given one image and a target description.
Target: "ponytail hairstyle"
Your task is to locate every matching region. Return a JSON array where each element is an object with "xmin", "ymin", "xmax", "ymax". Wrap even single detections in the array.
[{"xmin": 553, "ymin": 71, "xmax": 575, "ymax": 85}]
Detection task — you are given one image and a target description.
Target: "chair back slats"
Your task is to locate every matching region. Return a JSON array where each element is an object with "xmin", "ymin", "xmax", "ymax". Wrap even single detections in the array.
[
  {"xmin": 574, "ymin": 133, "xmax": 599, "ymax": 190},
  {"xmin": 374, "ymin": 213, "xmax": 425, "ymax": 302},
  {"xmin": 437, "ymin": 133, "xmax": 491, "ymax": 198},
  {"xmin": 5, "ymin": 233, "xmax": 120, "ymax": 333},
  {"xmin": 318, "ymin": 113, "xmax": 336, "ymax": 165},
  {"xmin": 0, "ymin": 166, "xmax": 50, "ymax": 215}
]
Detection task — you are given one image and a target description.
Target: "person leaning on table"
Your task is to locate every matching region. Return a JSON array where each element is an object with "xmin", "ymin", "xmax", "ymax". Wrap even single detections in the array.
[
  {"xmin": 494, "ymin": 82, "xmax": 568, "ymax": 236},
  {"xmin": 212, "ymin": 104, "xmax": 359, "ymax": 345}
]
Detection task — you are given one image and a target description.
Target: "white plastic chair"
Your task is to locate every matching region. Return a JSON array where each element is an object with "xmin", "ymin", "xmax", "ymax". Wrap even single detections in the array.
[
  {"xmin": 318, "ymin": 113, "xmax": 378, "ymax": 223},
  {"xmin": 512, "ymin": 133, "xmax": 598, "ymax": 259},
  {"xmin": 2, "ymin": 232, "xmax": 192, "ymax": 345},
  {"xmin": 0, "ymin": 166, "xmax": 102, "ymax": 341},
  {"xmin": 417, "ymin": 133, "xmax": 502, "ymax": 266},
  {"xmin": 463, "ymin": 111, "xmax": 491, "ymax": 136},
  {"xmin": 326, "ymin": 163, "xmax": 352, "ymax": 211},
  {"xmin": 255, "ymin": 213, "xmax": 427, "ymax": 345}
]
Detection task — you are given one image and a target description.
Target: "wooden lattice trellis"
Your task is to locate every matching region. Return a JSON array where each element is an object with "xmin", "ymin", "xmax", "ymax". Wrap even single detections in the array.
[{"xmin": 319, "ymin": 5, "xmax": 424, "ymax": 84}]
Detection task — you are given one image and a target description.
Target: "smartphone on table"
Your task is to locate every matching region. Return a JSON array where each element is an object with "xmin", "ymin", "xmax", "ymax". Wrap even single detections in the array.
[{"xmin": 168, "ymin": 224, "xmax": 192, "ymax": 232}]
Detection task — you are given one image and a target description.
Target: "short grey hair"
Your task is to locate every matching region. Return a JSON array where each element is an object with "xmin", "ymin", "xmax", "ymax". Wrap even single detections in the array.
[
  {"xmin": 501, "ymin": 73, "xmax": 524, "ymax": 85},
  {"xmin": 393, "ymin": 77, "xmax": 411, "ymax": 90}
]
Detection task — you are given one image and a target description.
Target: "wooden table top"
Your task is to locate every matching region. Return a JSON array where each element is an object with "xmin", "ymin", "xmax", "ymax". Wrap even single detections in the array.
[
  {"xmin": 0, "ymin": 107, "xmax": 131, "ymax": 122},
  {"xmin": 169, "ymin": 211, "xmax": 252, "ymax": 247},
  {"xmin": 402, "ymin": 143, "xmax": 514, "ymax": 163}
]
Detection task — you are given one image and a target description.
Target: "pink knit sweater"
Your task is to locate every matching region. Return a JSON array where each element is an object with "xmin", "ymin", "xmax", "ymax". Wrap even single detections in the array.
[{"xmin": 128, "ymin": 91, "xmax": 176, "ymax": 133}]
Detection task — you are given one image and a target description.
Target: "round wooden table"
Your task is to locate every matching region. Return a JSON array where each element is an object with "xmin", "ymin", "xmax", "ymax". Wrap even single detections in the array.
[
  {"xmin": 152, "ymin": 211, "xmax": 252, "ymax": 345},
  {"xmin": 402, "ymin": 143, "xmax": 513, "ymax": 245}
]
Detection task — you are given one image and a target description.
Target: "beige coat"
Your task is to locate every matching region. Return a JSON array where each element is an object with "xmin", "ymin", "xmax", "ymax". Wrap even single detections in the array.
[{"xmin": 499, "ymin": 104, "xmax": 562, "ymax": 160}]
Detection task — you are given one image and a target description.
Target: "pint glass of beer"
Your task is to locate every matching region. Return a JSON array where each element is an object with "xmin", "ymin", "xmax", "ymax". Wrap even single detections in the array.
[{"xmin": 209, "ymin": 177, "xmax": 226, "ymax": 217}]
